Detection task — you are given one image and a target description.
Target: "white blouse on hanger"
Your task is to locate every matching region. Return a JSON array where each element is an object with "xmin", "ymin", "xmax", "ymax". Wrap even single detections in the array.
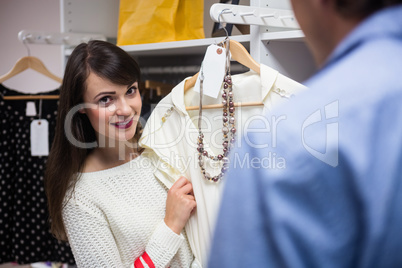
[{"xmin": 139, "ymin": 64, "xmax": 308, "ymax": 268}]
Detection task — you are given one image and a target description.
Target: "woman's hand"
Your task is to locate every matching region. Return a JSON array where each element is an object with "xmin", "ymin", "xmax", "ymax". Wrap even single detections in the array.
[{"xmin": 164, "ymin": 177, "xmax": 197, "ymax": 235}]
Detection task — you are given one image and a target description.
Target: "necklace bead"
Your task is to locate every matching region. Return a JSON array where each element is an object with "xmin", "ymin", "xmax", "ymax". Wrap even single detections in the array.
[{"xmin": 198, "ymin": 49, "xmax": 235, "ymax": 183}]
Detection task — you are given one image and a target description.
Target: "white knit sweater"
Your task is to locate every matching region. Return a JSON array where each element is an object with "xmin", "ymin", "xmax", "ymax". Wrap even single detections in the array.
[{"xmin": 62, "ymin": 155, "xmax": 194, "ymax": 268}]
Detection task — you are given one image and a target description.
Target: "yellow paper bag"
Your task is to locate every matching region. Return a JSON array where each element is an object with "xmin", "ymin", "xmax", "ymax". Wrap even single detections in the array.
[{"xmin": 117, "ymin": 0, "xmax": 205, "ymax": 46}]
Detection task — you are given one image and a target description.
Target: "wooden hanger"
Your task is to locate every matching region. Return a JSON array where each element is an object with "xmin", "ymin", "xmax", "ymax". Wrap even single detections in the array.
[
  {"xmin": 184, "ymin": 40, "xmax": 260, "ymax": 92},
  {"xmin": 0, "ymin": 56, "xmax": 62, "ymax": 100},
  {"xmin": 184, "ymin": 39, "xmax": 263, "ymax": 110}
]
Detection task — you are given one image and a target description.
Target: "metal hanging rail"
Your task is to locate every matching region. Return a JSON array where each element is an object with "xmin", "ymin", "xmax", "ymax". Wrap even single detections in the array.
[
  {"xmin": 210, "ymin": 3, "xmax": 299, "ymax": 29},
  {"xmin": 18, "ymin": 30, "xmax": 106, "ymax": 46}
]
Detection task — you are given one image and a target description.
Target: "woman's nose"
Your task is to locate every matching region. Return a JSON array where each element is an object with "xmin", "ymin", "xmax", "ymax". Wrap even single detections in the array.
[{"xmin": 115, "ymin": 98, "xmax": 131, "ymax": 116}]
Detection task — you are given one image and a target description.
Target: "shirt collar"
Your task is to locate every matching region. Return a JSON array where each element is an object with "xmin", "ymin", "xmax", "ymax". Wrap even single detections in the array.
[
  {"xmin": 171, "ymin": 78, "xmax": 190, "ymax": 115},
  {"xmin": 324, "ymin": 4, "xmax": 402, "ymax": 68},
  {"xmin": 260, "ymin": 64, "xmax": 279, "ymax": 102}
]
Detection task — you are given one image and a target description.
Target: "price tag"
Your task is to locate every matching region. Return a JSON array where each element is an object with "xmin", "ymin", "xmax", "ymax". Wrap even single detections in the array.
[
  {"xmin": 26, "ymin": 102, "xmax": 37, "ymax": 116},
  {"xmin": 194, "ymin": 44, "xmax": 227, "ymax": 99},
  {"xmin": 30, "ymin": 119, "xmax": 49, "ymax": 156}
]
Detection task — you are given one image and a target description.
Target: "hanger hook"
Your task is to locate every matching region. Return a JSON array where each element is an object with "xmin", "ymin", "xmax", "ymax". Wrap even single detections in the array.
[
  {"xmin": 22, "ymin": 35, "xmax": 31, "ymax": 57},
  {"xmin": 218, "ymin": 8, "xmax": 230, "ymax": 40}
]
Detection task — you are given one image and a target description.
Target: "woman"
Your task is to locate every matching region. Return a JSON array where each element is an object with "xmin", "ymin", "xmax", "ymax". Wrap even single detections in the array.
[{"xmin": 44, "ymin": 40, "xmax": 196, "ymax": 267}]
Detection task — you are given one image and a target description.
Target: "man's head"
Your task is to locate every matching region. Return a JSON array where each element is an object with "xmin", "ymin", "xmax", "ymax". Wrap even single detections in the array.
[{"xmin": 290, "ymin": 0, "xmax": 402, "ymax": 66}]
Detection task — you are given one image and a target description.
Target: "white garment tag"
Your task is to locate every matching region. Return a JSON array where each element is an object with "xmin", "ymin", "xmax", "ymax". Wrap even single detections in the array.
[
  {"xmin": 194, "ymin": 44, "xmax": 227, "ymax": 99},
  {"xmin": 30, "ymin": 119, "xmax": 49, "ymax": 156},
  {"xmin": 26, "ymin": 102, "xmax": 37, "ymax": 116}
]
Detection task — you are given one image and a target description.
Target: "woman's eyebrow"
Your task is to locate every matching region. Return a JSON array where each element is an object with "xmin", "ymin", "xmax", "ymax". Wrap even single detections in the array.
[{"xmin": 93, "ymin": 91, "xmax": 116, "ymax": 100}]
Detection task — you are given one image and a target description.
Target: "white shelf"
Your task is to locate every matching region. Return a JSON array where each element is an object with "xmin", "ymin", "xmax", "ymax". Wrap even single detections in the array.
[
  {"xmin": 63, "ymin": 35, "xmax": 249, "ymax": 57},
  {"xmin": 120, "ymin": 35, "xmax": 251, "ymax": 56},
  {"xmin": 63, "ymin": 31, "xmax": 305, "ymax": 57},
  {"xmin": 120, "ymin": 30, "xmax": 304, "ymax": 56},
  {"xmin": 261, "ymin": 30, "xmax": 305, "ymax": 42},
  {"xmin": 119, "ymin": 30, "xmax": 305, "ymax": 57},
  {"xmin": 65, "ymin": 30, "xmax": 304, "ymax": 57}
]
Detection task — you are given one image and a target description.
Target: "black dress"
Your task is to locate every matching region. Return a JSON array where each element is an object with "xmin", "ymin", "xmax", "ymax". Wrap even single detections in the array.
[{"xmin": 0, "ymin": 84, "xmax": 75, "ymax": 265}]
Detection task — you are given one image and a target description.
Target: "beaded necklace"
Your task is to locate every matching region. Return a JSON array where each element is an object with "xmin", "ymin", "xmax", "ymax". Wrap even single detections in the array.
[{"xmin": 197, "ymin": 40, "xmax": 236, "ymax": 182}]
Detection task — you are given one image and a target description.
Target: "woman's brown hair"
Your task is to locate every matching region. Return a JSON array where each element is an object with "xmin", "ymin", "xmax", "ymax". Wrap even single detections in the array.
[{"xmin": 44, "ymin": 40, "xmax": 142, "ymax": 240}]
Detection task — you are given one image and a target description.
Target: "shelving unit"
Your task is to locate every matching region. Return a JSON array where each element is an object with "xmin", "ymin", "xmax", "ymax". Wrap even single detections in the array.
[
  {"xmin": 60, "ymin": 0, "xmax": 316, "ymax": 83},
  {"xmin": 123, "ymin": 30, "xmax": 305, "ymax": 56},
  {"xmin": 65, "ymin": 34, "xmax": 251, "ymax": 57},
  {"xmin": 120, "ymin": 34, "xmax": 252, "ymax": 56}
]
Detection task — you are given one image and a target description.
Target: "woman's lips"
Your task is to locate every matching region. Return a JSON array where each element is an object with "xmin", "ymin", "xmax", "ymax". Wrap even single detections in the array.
[{"xmin": 111, "ymin": 118, "xmax": 134, "ymax": 129}]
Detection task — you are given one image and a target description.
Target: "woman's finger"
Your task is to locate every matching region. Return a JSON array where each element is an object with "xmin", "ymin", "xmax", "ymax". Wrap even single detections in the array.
[
  {"xmin": 170, "ymin": 176, "xmax": 189, "ymax": 190},
  {"xmin": 178, "ymin": 182, "xmax": 193, "ymax": 195}
]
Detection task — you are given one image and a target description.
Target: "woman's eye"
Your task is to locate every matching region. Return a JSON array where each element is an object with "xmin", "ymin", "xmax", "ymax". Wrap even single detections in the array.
[
  {"xmin": 98, "ymin": 96, "xmax": 112, "ymax": 105},
  {"xmin": 126, "ymin": 86, "xmax": 138, "ymax": 96}
]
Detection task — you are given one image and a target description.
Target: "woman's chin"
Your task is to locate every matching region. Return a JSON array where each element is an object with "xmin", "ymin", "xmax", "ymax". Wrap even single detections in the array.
[{"xmin": 106, "ymin": 125, "xmax": 137, "ymax": 142}]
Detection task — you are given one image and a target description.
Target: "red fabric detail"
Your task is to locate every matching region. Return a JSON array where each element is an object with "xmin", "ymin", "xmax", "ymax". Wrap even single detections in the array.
[
  {"xmin": 142, "ymin": 252, "xmax": 155, "ymax": 268},
  {"xmin": 134, "ymin": 256, "xmax": 145, "ymax": 268}
]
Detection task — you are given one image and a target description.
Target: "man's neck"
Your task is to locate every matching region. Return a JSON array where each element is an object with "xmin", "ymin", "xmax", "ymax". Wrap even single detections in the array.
[{"xmin": 314, "ymin": 15, "xmax": 363, "ymax": 67}]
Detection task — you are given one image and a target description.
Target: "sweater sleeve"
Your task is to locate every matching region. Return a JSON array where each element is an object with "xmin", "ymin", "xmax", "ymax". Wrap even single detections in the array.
[
  {"xmin": 133, "ymin": 220, "xmax": 185, "ymax": 268},
  {"xmin": 63, "ymin": 198, "xmax": 125, "ymax": 268},
  {"xmin": 64, "ymin": 195, "xmax": 187, "ymax": 268}
]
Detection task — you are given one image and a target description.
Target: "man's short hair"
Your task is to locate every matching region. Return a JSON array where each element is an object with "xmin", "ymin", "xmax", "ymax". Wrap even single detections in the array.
[{"xmin": 335, "ymin": 0, "xmax": 402, "ymax": 18}]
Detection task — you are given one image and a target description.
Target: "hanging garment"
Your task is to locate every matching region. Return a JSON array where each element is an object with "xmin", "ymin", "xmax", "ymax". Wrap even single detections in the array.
[
  {"xmin": 0, "ymin": 84, "xmax": 75, "ymax": 265},
  {"xmin": 139, "ymin": 64, "xmax": 308, "ymax": 267}
]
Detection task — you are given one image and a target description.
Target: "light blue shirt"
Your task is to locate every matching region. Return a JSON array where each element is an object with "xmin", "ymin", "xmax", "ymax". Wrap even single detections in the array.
[{"xmin": 208, "ymin": 5, "xmax": 402, "ymax": 268}]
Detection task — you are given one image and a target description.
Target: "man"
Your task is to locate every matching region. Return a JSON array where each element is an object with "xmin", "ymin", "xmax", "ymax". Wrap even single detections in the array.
[{"xmin": 209, "ymin": 1, "xmax": 402, "ymax": 267}]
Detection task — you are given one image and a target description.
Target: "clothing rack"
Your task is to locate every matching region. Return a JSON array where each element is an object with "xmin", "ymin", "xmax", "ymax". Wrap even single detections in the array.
[
  {"xmin": 1, "ymin": 79, "xmax": 175, "ymax": 101},
  {"xmin": 2, "ymin": 31, "xmax": 106, "ymax": 101},
  {"xmin": 13, "ymin": 1, "xmax": 314, "ymax": 99},
  {"xmin": 1, "ymin": 95, "xmax": 59, "ymax": 100}
]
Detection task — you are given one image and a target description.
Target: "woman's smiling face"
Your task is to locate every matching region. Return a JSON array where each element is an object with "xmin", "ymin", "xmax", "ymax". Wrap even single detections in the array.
[{"xmin": 81, "ymin": 72, "xmax": 142, "ymax": 143}]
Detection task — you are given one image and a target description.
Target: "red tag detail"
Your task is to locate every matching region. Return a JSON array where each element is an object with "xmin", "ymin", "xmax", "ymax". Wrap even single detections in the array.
[
  {"xmin": 134, "ymin": 257, "xmax": 144, "ymax": 268},
  {"xmin": 142, "ymin": 252, "xmax": 155, "ymax": 268}
]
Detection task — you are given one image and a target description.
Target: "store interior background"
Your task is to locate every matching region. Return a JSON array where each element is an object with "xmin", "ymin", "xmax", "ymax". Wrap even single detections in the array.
[
  {"xmin": 0, "ymin": 0, "xmax": 250, "ymax": 95},
  {"xmin": 0, "ymin": 0, "xmax": 250, "ymax": 266}
]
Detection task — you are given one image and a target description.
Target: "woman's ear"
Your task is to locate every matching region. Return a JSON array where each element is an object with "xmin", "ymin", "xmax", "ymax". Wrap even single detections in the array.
[{"xmin": 79, "ymin": 108, "xmax": 86, "ymax": 114}]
